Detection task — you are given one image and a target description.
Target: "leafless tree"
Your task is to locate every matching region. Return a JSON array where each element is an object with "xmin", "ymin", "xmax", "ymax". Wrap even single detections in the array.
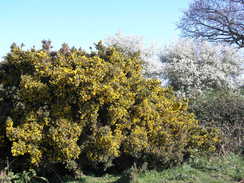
[{"xmin": 178, "ymin": 0, "xmax": 244, "ymax": 48}]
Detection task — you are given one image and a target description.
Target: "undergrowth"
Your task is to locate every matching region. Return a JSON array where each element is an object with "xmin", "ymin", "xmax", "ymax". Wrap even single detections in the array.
[{"xmin": 63, "ymin": 153, "xmax": 244, "ymax": 183}]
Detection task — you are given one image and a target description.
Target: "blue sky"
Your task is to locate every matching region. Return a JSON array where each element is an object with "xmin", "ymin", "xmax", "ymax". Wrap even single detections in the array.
[{"xmin": 0, "ymin": 0, "xmax": 191, "ymax": 58}]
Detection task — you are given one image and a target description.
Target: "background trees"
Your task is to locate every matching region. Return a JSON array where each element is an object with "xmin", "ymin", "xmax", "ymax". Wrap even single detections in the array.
[
  {"xmin": 160, "ymin": 39, "xmax": 243, "ymax": 97},
  {"xmin": 104, "ymin": 33, "xmax": 243, "ymax": 98},
  {"xmin": 178, "ymin": 0, "xmax": 244, "ymax": 48},
  {"xmin": 176, "ymin": 0, "xmax": 244, "ymax": 155}
]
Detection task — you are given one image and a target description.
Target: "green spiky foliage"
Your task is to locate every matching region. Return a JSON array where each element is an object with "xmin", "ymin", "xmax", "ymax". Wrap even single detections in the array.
[{"xmin": 0, "ymin": 41, "xmax": 220, "ymax": 173}]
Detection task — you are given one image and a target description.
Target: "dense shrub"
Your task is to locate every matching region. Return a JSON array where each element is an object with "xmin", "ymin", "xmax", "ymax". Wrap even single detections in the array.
[
  {"xmin": 0, "ymin": 41, "xmax": 220, "ymax": 174},
  {"xmin": 189, "ymin": 90, "xmax": 244, "ymax": 153}
]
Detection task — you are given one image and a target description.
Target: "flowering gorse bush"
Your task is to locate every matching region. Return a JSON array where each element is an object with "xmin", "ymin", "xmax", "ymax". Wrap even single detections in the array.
[
  {"xmin": 160, "ymin": 39, "xmax": 243, "ymax": 98},
  {"xmin": 0, "ymin": 41, "xmax": 220, "ymax": 173}
]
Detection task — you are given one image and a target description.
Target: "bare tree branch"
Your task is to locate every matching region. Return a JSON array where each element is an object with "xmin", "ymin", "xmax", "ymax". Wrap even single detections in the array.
[{"xmin": 178, "ymin": 0, "xmax": 244, "ymax": 48}]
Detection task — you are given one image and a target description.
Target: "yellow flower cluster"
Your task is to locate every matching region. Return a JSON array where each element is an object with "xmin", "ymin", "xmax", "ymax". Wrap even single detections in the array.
[
  {"xmin": 6, "ymin": 118, "xmax": 43, "ymax": 164},
  {"xmin": 48, "ymin": 118, "xmax": 82, "ymax": 160}
]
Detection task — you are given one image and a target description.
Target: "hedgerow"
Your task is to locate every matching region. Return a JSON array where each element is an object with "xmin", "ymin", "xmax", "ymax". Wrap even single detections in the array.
[
  {"xmin": 0, "ymin": 41, "xmax": 220, "ymax": 174},
  {"xmin": 189, "ymin": 90, "xmax": 244, "ymax": 153}
]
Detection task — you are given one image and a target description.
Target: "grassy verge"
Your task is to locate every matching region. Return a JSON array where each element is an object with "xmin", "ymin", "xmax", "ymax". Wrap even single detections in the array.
[{"xmin": 65, "ymin": 153, "xmax": 244, "ymax": 183}]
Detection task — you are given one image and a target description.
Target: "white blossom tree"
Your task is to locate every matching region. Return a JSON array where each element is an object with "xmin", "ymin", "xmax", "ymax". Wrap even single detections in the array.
[
  {"xmin": 160, "ymin": 39, "xmax": 243, "ymax": 97},
  {"xmin": 104, "ymin": 32, "xmax": 162, "ymax": 78}
]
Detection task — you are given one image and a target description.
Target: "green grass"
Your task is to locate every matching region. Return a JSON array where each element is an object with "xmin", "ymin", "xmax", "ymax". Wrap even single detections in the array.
[{"xmin": 65, "ymin": 153, "xmax": 244, "ymax": 183}]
